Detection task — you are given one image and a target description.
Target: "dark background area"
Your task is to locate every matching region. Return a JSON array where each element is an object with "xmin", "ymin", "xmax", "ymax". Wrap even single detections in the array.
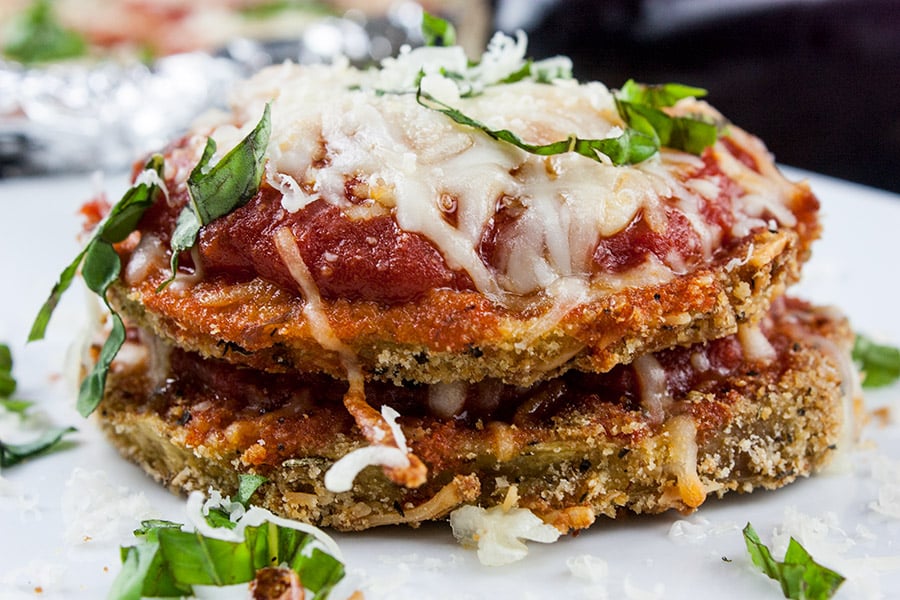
[{"xmin": 497, "ymin": 0, "xmax": 900, "ymax": 194}]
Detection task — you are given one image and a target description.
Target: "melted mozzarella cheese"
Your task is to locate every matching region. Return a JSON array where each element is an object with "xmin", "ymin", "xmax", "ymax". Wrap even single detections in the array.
[
  {"xmin": 664, "ymin": 415, "xmax": 706, "ymax": 509},
  {"xmin": 737, "ymin": 322, "xmax": 777, "ymax": 363},
  {"xmin": 633, "ymin": 354, "xmax": 671, "ymax": 425},
  {"xmin": 183, "ymin": 34, "xmax": 800, "ymax": 309}
]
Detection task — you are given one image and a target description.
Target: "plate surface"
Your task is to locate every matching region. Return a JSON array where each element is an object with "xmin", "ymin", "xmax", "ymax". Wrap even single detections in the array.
[{"xmin": 0, "ymin": 168, "xmax": 898, "ymax": 600}]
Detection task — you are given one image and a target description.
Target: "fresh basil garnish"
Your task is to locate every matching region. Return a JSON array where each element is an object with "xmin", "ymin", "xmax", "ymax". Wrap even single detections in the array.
[
  {"xmin": 235, "ymin": 473, "xmax": 268, "ymax": 507},
  {"xmin": 163, "ymin": 103, "xmax": 272, "ymax": 289},
  {"xmin": 0, "ymin": 398, "xmax": 32, "ymax": 414},
  {"xmin": 32, "ymin": 104, "xmax": 271, "ymax": 415},
  {"xmin": 743, "ymin": 523, "xmax": 845, "ymax": 600},
  {"xmin": 2, "ymin": 0, "xmax": 87, "ymax": 64},
  {"xmin": 0, "ymin": 343, "xmax": 76, "ymax": 466},
  {"xmin": 110, "ymin": 498, "xmax": 344, "ymax": 600},
  {"xmin": 29, "ymin": 155, "xmax": 165, "ymax": 417},
  {"xmin": 203, "ymin": 474, "xmax": 269, "ymax": 530},
  {"xmin": 415, "ymin": 66, "xmax": 714, "ymax": 163},
  {"xmin": 0, "ymin": 343, "xmax": 15, "ymax": 397},
  {"xmin": 0, "ymin": 425, "xmax": 77, "ymax": 468},
  {"xmin": 422, "ymin": 12, "xmax": 457, "ymax": 47},
  {"xmin": 615, "ymin": 80, "xmax": 719, "ymax": 156},
  {"xmin": 852, "ymin": 334, "xmax": 900, "ymax": 388},
  {"xmin": 618, "ymin": 79, "xmax": 708, "ymax": 108},
  {"xmin": 417, "ymin": 88, "xmax": 658, "ymax": 166},
  {"xmin": 616, "ymin": 100, "xmax": 719, "ymax": 156}
]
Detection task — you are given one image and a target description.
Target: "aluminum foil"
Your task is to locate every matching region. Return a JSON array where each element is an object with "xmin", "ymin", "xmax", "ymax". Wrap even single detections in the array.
[{"xmin": 0, "ymin": 6, "xmax": 425, "ymax": 177}]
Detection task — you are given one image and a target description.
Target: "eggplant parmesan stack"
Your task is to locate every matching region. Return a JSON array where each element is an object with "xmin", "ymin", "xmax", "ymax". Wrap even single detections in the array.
[{"xmin": 49, "ymin": 27, "xmax": 859, "ymax": 533}]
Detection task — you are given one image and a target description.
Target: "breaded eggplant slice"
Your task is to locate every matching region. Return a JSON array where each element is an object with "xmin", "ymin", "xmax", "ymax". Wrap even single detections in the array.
[
  {"xmin": 96, "ymin": 298, "xmax": 858, "ymax": 532},
  {"xmin": 108, "ymin": 60, "xmax": 820, "ymax": 386}
]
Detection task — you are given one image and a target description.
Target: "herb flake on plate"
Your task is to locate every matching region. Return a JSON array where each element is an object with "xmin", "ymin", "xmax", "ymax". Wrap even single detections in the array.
[
  {"xmin": 852, "ymin": 333, "xmax": 900, "ymax": 388},
  {"xmin": 0, "ymin": 342, "xmax": 76, "ymax": 468},
  {"xmin": 743, "ymin": 523, "xmax": 845, "ymax": 600}
]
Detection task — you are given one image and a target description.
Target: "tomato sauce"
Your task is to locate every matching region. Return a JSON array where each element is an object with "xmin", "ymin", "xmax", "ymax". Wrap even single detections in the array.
[{"xmin": 128, "ymin": 137, "xmax": 815, "ymax": 305}]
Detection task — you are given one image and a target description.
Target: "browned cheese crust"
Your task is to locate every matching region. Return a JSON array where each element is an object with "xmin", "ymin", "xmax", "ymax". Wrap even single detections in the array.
[
  {"xmin": 109, "ymin": 224, "xmax": 811, "ymax": 387},
  {"xmin": 96, "ymin": 298, "xmax": 856, "ymax": 532}
]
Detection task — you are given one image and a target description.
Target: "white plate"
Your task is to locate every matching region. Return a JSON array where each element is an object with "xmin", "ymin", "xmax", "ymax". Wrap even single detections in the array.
[{"xmin": 0, "ymin": 168, "xmax": 898, "ymax": 600}]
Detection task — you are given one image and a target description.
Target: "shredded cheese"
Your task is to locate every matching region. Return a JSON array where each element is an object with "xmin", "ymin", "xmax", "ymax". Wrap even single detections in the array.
[
  {"xmin": 324, "ymin": 445, "xmax": 411, "ymax": 494},
  {"xmin": 177, "ymin": 30, "xmax": 800, "ymax": 312},
  {"xmin": 449, "ymin": 503, "xmax": 561, "ymax": 566},
  {"xmin": 275, "ymin": 226, "xmax": 427, "ymax": 491},
  {"xmin": 566, "ymin": 554, "xmax": 609, "ymax": 583},
  {"xmin": 633, "ymin": 354, "xmax": 670, "ymax": 425},
  {"xmin": 61, "ymin": 468, "xmax": 158, "ymax": 546},
  {"xmin": 736, "ymin": 322, "xmax": 776, "ymax": 363},
  {"xmin": 663, "ymin": 415, "xmax": 706, "ymax": 509},
  {"xmin": 185, "ymin": 490, "xmax": 342, "ymax": 560}
]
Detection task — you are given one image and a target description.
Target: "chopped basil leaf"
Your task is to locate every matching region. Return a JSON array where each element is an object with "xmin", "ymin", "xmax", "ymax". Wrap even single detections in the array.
[
  {"xmin": 30, "ymin": 154, "xmax": 164, "ymax": 342},
  {"xmin": 236, "ymin": 473, "xmax": 268, "ymax": 507},
  {"xmin": 0, "ymin": 343, "xmax": 12, "ymax": 373},
  {"xmin": 111, "ymin": 516, "xmax": 345, "ymax": 599},
  {"xmin": 497, "ymin": 60, "xmax": 533, "ymax": 85},
  {"xmin": 28, "ymin": 248, "xmax": 86, "ymax": 343},
  {"xmin": 2, "ymin": 0, "xmax": 87, "ymax": 64},
  {"xmin": 200, "ymin": 474, "xmax": 269, "ymax": 531},
  {"xmin": 0, "ymin": 344, "xmax": 76, "ymax": 466},
  {"xmin": 134, "ymin": 520, "xmax": 184, "ymax": 537},
  {"xmin": 0, "ymin": 373, "xmax": 16, "ymax": 398},
  {"xmin": 0, "ymin": 426, "xmax": 77, "ymax": 468},
  {"xmin": 113, "ymin": 522, "xmax": 192, "ymax": 600},
  {"xmin": 852, "ymin": 334, "xmax": 900, "ymax": 388},
  {"xmin": 422, "ymin": 12, "xmax": 456, "ymax": 47},
  {"xmin": 204, "ymin": 508, "xmax": 239, "ymax": 530},
  {"xmin": 30, "ymin": 155, "xmax": 164, "ymax": 417},
  {"xmin": 743, "ymin": 523, "xmax": 845, "ymax": 600},
  {"xmin": 163, "ymin": 103, "xmax": 271, "ymax": 288},
  {"xmin": 417, "ymin": 72, "xmax": 715, "ymax": 163},
  {"xmin": 0, "ymin": 343, "xmax": 14, "ymax": 397},
  {"xmin": 158, "ymin": 529, "xmax": 256, "ymax": 586},
  {"xmin": 0, "ymin": 398, "xmax": 32, "ymax": 414},
  {"xmin": 417, "ymin": 89, "xmax": 658, "ymax": 166},
  {"xmin": 616, "ymin": 99, "xmax": 719, "ymax": 156},
  {"xmin": 618, "ymin": 79, "xmax": 708, "ymax": 108},
  {"xmin": 164, "ymin": 205, "xmax": 202, "ymax": 291},
  {"xmin": 296, "ymin": 548, "xmax": 345, "ymax": 600}
]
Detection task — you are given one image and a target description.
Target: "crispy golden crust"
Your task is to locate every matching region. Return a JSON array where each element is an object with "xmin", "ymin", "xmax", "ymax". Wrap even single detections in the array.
[
  {"xmin": 96, "ymin": 299, "xmax": 855, "ymax": 532},
  {"xmin": 109, "ymin": 227, "xmax": 808, "ymax": 386}
]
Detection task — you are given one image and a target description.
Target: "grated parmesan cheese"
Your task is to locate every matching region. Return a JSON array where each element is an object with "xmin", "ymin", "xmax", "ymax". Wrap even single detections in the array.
[
  {"xmin": 869, "ymin": 454, "xmax": 900, "ymax": 519},
  {"xmin": 61, "ymin": 468, "xmax": 158, "ymax": 547},
  {"xmin": 180, "ymin": 28, "xmax": 799, "ymax": 310},
  {"xmin": 449, "ymin": 504, "xmax": 560, "ymax": 566},
  {"xmin": 323, "ymin": 445, "xmax": 411, "ymax": 494},
  {"xmin": 667, "ymin": 516, "xmax": 740, "ymax": 544},
  {"xmin": 186, "ymin": 489, "xmax": 342, "ymax": 560},
  {"xmin": 322, "ymin": 404, "xmax": 415, "ymax": 493},
  {"xmin": 566, "ymin": 554, "xmax": 609, "ymax": 583},
  {"xmin": 0, "ymin": 474, "xmax": 40, "ymax": 522},
  {"xmin": 623, "ymin": 575, "xmax": 665, "ymax": 600}
]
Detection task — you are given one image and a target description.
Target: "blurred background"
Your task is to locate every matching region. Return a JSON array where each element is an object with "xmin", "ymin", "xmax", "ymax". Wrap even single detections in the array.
[{"xmin": 1, "ymin": 0, "xmax": 898, "ymax": 193}]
